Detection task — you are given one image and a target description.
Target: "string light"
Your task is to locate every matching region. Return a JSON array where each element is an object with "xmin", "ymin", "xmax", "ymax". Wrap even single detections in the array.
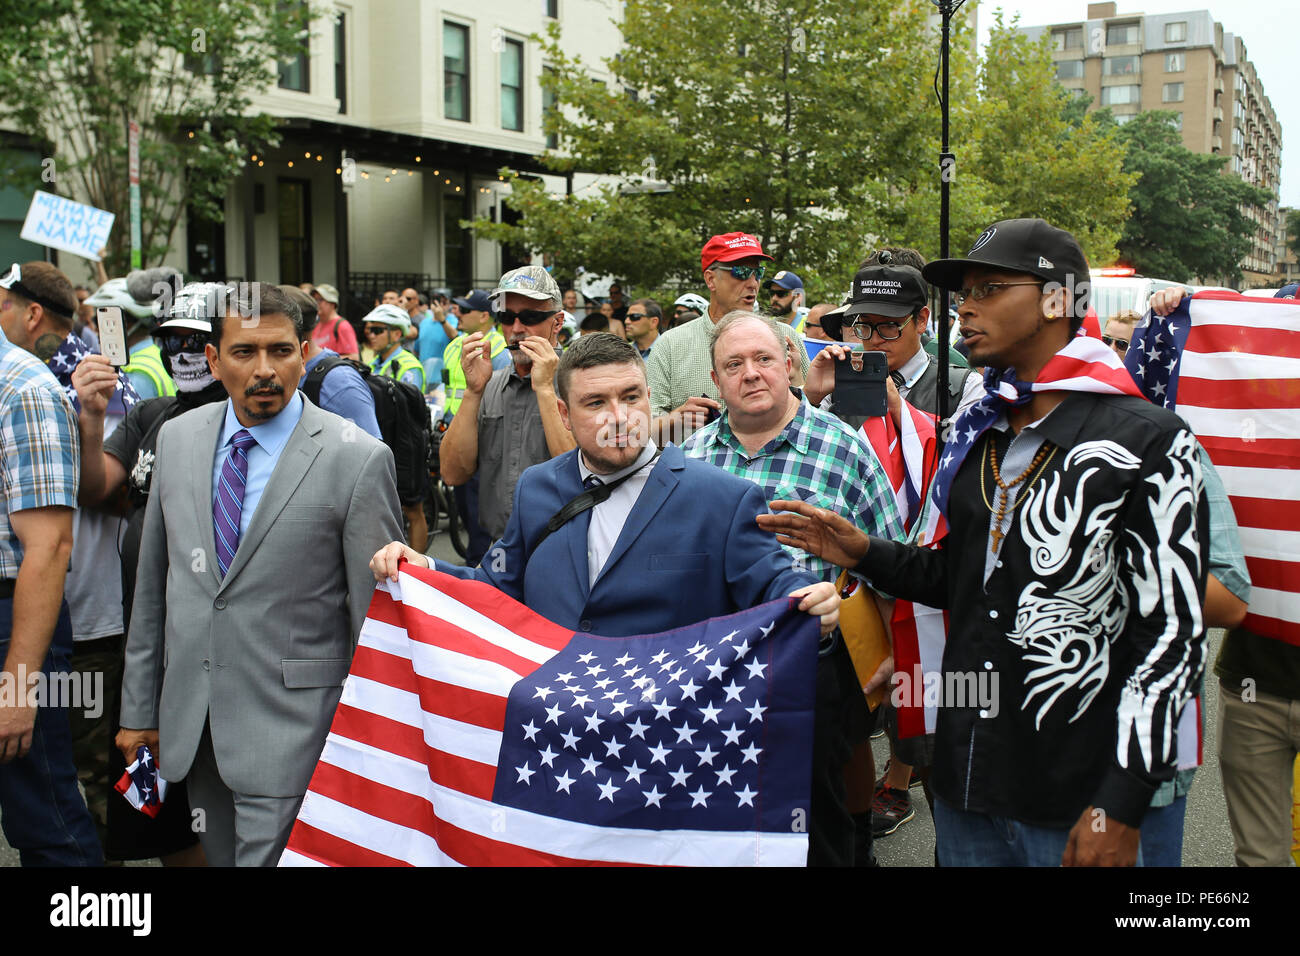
[
  {"xmin": 304, "ymin": 151, "xmax": 311, "ymax": 158},
  {"xmin": 250, "ymin": 154, "xmax": 258, "ymax": 162},
  {"xmin": 315, "ymin": 154, "xmax": 322, "ymax": 161},
  {"xmin": 257, "ymin": 160, "xmax": 264, "ymax": 167},
  {"xmin": 335, "ymin": 167, "xmax": 341, "ymax": 174},
  {"xmin": 187, "ymin": 131, "xmax": 194, "ymax": 138},
  {"xmin": 415, "ymin": 155, "xmax": 422, "ymax": 162},
  {"xmin": 288, "ymin": 160, "xmax": 294, "ymax": 167}
]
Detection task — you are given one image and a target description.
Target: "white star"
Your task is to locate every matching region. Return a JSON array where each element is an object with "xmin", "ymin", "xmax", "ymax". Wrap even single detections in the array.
[
  {"xmin": 571, "ymin": 694, "xmax": 592, "ymax": 709},
  {"xmin": 603, "ymin": 736, "xmax": 625, "ymax": 759},
  {"xmin": 580, "ymin": 754, "xmax": 601, "ymax": 776},
  {"xmin": 538, "ymin": 745, "xmax": 558, "ymax": 768},
  {"xmin": 602, "ymin": 688, "xmax": 622, "ymax": 700},
  {"xmin": 744, "ymin": 700, "xmax": 766, "ymax": 723},
  {"xmin": 689, "ymin": 785, "xmax": 713, "ymax": 808},
  {"xmin": 705, "ymin": 660, "xmax": 727, "ymax": 682},
  {"xmin": 1168, "ymin": 323, "xmax": 1180, "ymax": 334},
  {"xmin": 963, "ymin": 426, "xmax": 979, "ymax": 443},
  {"xmin": 759, "ymin": 622, "xmax": 774, "ymax": 638},
  {"xmin": 564, "ymin": 684, "xmax": 585, "ymax": 694},
  {"xmin": 714, "ymin": 764, "xmax": 738, "ymax": 786},
  {"xmin": 624, "ymin": 761, "xmax": 645, "ymax": 784},
  {"xmin": 648, "ymin": 740, "xmax": 671, "ymax": 765},
  {"xmin": 674, "ymin": 721, "xmax": 698, "ymax": 744},
  {"xmin": 1166, "ymin": 357, "xmax": 1178, "ymax": 372},
  {"xmin": 555, "ymin": 671, "xmax": 576, "ymax": 683},
  {"xmin": 622, "ymin": 665, "xmax": 641, "ymax": 678},
  {"xmin": 740, "ymin": 742, "xmax": 762, "ymax": 764},
  {"xmin": 521, "ymin": 719, "xmax": 540, "ymax": 741},
  {"xmin": 585, "ymin": 664, "xmax": 605, "ymax": 677},
  {"xmin": 669, "ymin": 766, "xmax": 692, "ymax": 788},
  {"xmin": 640, "ymin": 684, "xmax": 659, "ymax": 702},
  {"xmin": 593, "ymin": 678, "xmax": 612, "ymax": 690},
  {"xmin": 631, "ymin": 675, "xmax": 652, "ymax": 688},
  {"xmin": 744, "ymin": 659, "xmax": 766, "ymax": 680},
  {"xmin": 532, "ymin": 686, "xmax": 553, "ymax": 701},
  {"xmin": 560, "ymin": 728, "xmax": 581, "ymax": 750},
  {"xmin": 686, "ymin": 641, "xmax": 706, "ymax": 656},
  {"xmin": 554, "ymin": 771, "xmax": 576, "ymax": 794},
  {"xmin": 597, "ymin": 779, "xmax": 620, "ymax": 802},
  {"xmin": 1152, "ymin": 381, "xmax": 1167, "ymax": 398},
  {"xmin": 722, "ymin": 680, "xmax": 744, "ymax": 702},
  {"xmin": 516, "ymin": 763, "xmax": 535, "ymax": 784},
  {"xmin": 642, "ymin": 786, "xmax": 665, "ymax": 808},
  {"xmin": 652, "ymin": 699, "xmax": 675, "ymax": 721},
  {"xmin": 679, "ymin": 679, "xmax": 701, "ymax": 700},
  {"xmin": 735, "ymin": 784, "xmax": 757, "ymax": 807},
  {"xmin": 732, "ymin": 637, "xmax": 752, "ymax": 659},
  {"xmin": 658, "ymin": 658, "xmax": 678, "ymax": 673},
  {"xmin": 940, "ymin": 451, "xmax": 954, "ymax": 468},
  {"xmin": 699, "ymin": 701, "xmax": 722, "ymax": 724},
  {"xmin": 691, "ymin": 646, "xmax": 710, "ymax": 663},
  {"xmin": 584, "ymin": 711, "xmax": 605, "ymax": 733},
  {"xmin": 650, "ymin": 650, "xmax": 668, "ymax": 664},
  {"xmin": 721, "ymin": 723, "xmax": 745, "ymax": 746},
  {"xmin": 668, "ymin": 667, "xmax": 686, "ymax": 682},
  {"xmin": 577, "ymin": 652, "xmax": 596, "ymax": 663},
  {"xmin": 626, "ymin": 716, "xmax": 650, "ymax": 740},
  {"xmin": 696, "ymin": 744, "xmax": 718, "ymax": 766},
  {"xmin": 611, "ymin": 699, "xmax": 632, "ymax": 716},
  {"xmin": 545, "ymin": 703, "xmax": 564, "ymax": 724},
  {"xmin": 614, "ymin": 652, "xmax": 634, "ymax": 666}
]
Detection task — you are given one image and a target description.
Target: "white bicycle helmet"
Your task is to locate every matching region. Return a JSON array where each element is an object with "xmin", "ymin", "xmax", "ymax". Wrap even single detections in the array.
[
  {"xmin": 673, "ymin": 292, "xmax": 708, "ymax": 313},
  {"xmin": 83, "ymin": 277, "xmax": 157, "ymax": 320}
]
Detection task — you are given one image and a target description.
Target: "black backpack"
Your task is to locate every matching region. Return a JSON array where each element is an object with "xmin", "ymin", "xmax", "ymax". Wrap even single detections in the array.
[{"xmin": 303, "ymin": 355, "xmax": 431, "ymax": 502}]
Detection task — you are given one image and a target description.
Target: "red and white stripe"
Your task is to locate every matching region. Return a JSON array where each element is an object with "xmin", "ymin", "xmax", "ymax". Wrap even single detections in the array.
[
  {"xmin": 1174, "ymin": 292, "xmax": 1300, "ymax": 646},
  {"xmin": 1033, "ymin": 334, "xmax": 1146, "ymax": 399}
]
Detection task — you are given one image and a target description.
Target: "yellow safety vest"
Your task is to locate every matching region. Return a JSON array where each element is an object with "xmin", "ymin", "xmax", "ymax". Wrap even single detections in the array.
[
  {"xmin": 372, "ymin": 347, "xmax": 426, "ymax": 392},
  {"xmin": 443, "ymin": 329, "xmax": 506, "ymax": 415},
  {"xmin": 122, "ymin": 343, "xmax": 176, "ymax": 397}
]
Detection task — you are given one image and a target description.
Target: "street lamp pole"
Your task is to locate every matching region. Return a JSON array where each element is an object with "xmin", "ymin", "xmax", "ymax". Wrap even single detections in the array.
[{"xmin": 932, "ymin": 0, "xmax": 966, "ymax": 447}]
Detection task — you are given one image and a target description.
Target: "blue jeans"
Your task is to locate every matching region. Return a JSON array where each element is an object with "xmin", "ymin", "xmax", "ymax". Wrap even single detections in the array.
[
  {"xmin": 1139, "ymin": 795, "xmax": 1187, "ymax": 867},
  {"xmin": 0, "ymin": 599, "xmax": 103, "ymax": 866},
  {"xmin": 934, "ymin": 796, "xmax": 1144, "ymax": 867}
]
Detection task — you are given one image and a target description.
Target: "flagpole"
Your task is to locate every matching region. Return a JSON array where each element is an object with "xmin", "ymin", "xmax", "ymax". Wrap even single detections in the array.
[{"xmin": 932, "ymin": 0, "xmax": 966, "ymax": 447}]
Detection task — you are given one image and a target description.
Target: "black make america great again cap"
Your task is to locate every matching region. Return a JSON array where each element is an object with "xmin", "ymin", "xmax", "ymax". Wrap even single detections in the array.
[
  {"xmin": 921, "ymin": 218, "xmax": 1090, "ymax": 293},
  {"xmin": 845, "ymin": 264, "xmax": 929, "ymax": 319}
]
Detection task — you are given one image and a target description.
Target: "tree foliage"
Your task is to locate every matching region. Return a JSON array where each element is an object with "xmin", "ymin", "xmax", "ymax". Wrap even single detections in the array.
[
  {"xmin": 1287, "ymin": 207, "xmax": 1300, "ymax": 260},
  {"xmin": 0, "ymin": 0, "xmax": 306, "ymax": 274},
  {"xmin": 1113, "ymin": 111, "xmax": 1271, "ymax": 283}
]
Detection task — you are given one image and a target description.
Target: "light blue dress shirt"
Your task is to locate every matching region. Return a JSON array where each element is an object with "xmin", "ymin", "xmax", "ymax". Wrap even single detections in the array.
[{"xmin": 211, "ymin": 390, "xmax": 305, "ymax": 538}]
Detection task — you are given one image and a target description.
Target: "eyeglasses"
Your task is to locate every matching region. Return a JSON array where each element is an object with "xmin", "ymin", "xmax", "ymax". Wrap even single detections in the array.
[
  {"xmin": 848, "ymin": 316, "xmax": 914, "ymax": 342},
  {"xmin": 953, "ymin": 281, "xmax": 1043, "ymax": 306},
  {"xmin": 498, "ymin": 309, "xmax": 558, "ymax": 326},
  {"xmin": 804, "ymin": 322, "xmax": 822, "ymax": 331},
  {"xmin": 711, "ymin": 263, "xmax": 767, "ymax": 282},
  {"xmin": 156, "ymin": 332, "xmax": 209, "ymax": 353},
  {"xmin": 364, "ymin": 325, "xmax": 393, "ymax": 336},
  {"xmin": 1102, "ymin": 335, "xmax": 1130, "ymax": 355}
]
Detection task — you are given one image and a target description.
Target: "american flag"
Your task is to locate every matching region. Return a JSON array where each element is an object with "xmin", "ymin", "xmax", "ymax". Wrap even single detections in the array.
[
  {"xmin": 281, "ymin": 565, "xmax": 818, "ymax": 867},
  {"xmin": 45, "ymin": 332, "xmax": 139, "ymax": 414},
  {"xmin": 114, "ymin": 745, "xmax": 167, "ymax": 818},
  {"xmin": 1126, "ymin": 290, "xmax": 1300, "ymax": 646}
]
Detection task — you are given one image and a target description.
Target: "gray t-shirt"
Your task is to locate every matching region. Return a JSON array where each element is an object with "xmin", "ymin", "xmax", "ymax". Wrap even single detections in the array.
[{"xmin": 475, "ymin": 366, "xmax": 552, "ymax": 540}]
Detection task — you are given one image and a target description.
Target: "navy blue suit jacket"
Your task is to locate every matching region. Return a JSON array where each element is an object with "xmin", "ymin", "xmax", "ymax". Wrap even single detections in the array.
[{"xmin": 435, "ymin": 444, "xmax": 815, "ymax": 637}]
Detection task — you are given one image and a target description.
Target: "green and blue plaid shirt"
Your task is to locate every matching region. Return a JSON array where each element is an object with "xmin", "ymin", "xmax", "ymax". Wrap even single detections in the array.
[{"xmin": 682, "ymin": 395, "xmax": 903, "ymax": 580}]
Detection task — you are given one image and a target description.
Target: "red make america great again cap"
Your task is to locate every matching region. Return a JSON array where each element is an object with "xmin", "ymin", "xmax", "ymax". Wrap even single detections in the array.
[{"xmin": 700, "ymin": 232, "xmax": 774, "ymax": 273}]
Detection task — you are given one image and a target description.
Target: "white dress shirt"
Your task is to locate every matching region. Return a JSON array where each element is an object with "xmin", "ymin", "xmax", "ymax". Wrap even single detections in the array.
[{"xmin": 577, "ymin": 440, "xmax": 659, "ymax": 589}]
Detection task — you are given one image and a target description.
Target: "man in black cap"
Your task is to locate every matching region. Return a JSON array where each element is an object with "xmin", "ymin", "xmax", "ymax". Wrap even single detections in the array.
[
  {"xmin": 804, "ymin": 254, "xmax": 981, "ymax": 432},
  {"xmin": 765, "ymin": 270, "xmax": 808, "ymax": 333},
  {"xmin": 759, "ymin": 218, "xmax": 1209, "ymax": 867}
]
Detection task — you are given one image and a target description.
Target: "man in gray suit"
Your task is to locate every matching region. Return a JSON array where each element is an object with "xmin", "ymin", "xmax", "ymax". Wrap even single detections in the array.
[{"xmin": 117, "ymin": 282, "xmax": 403, "ymax": 866}]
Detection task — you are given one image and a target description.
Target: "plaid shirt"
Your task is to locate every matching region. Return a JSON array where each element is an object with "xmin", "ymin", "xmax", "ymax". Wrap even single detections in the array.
[
  {"xmin": 0, "ymin": 337, "xmax": 80, "ymax": 579},
  {"xmin": 682, "ymin": 395, "xmax": 903, "ymax": 580}
]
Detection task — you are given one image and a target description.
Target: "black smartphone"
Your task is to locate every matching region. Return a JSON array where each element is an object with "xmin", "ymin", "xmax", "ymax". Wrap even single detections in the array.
[
  {"xmin": 701, "ymin": 394, "xmax": 720, "ymax": 424},
  {"xmin": 833, "ymin": 350, "xmax": 888, "ymax": 418}
]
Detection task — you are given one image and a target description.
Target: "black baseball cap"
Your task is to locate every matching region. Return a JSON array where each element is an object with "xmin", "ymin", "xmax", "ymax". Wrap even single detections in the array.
[
  {"xmin": 844, "ymin": 264, "xmax": 929, "ymax": 319},
  {"xmin": 922, "ymin": 218, "xmax": 1090, "ymax": 293}
]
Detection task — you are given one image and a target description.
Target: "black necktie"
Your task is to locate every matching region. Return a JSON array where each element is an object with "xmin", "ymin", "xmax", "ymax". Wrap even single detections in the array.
[
  {"xmin": 890, "ymin": 371, "xmax": 906, "ymax": 389},
  {"xmin": 583, "ymin": 475, "xmax": 604, "ymax": 490}
]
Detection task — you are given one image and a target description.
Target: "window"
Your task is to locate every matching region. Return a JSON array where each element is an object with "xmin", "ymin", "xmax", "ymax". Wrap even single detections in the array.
[
  {"xmin": 1165, "ymin": 52, "xmax": 1184, "ymax": 72},
  {"xmin": 542, "ymin": 66, "xmax": 558, "ymax": 149},
  {"xmin": 1103, "ymin": 56, "xmax": 1140, "ymax": 75},
  {"xmin": 1100, "ymin": 85, "xmax": 1140, "ymax": 106},
  {"xmin": 1055, "ymin": 60, "xmax": 1083, "ymax": 80},
  {"xmin": 277, "ymin": 1, "xmax": 310, "ymax": 92},
  {"xmin": 1165, "ymin": 21, "xmax": 1187, "ymax": 43},
  {"xmin": 1113, "ymin": 113, "xmax": 1135, "ymax": 126},
  {"xmin": 1163, "ymin": 82, "xmax": 1184, "ymax": 103},
  {"xmin": 1052, "ymin": 27, "xmax": 1083, "ymax": 51},
  {"xmin": 545, "ymin": 0, "xmax": 558, "ymax": 17},
  {"xmin": 443, "ymin": 22, "xmax": 469, "ymax": 121},
  {"xmin": 277, "ymin": 179, "xmax": 311, "ymax": 285},
  {"xmin": 334, "ymin": 13, "xmax": 347, "ymax": 114},
  {"xmin": 500, "ymin": 38, "xmax": 524, "ymax": 131},
  {"xmin": 1106, "ymin": 22, "xmax": 1139, "ymax": 46},
  {"xmin": 1170, "ymin": 112, "xmax": 1183, "ymax": 131}
]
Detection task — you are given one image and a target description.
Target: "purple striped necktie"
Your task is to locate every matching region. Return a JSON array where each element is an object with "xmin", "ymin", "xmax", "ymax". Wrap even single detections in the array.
[{"xmin": 214, "ymin": 429, "xmax": 257, "ymax": 578}]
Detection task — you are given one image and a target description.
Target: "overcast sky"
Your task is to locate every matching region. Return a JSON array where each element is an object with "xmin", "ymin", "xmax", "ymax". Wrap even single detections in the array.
[{"xmin": 974, "ymin": 1, "xmax": 1295, "ymax": 207}]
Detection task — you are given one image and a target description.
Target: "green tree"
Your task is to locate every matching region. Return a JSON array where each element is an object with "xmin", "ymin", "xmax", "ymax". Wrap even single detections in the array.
[
  {"xmin": 0, "ymin": 0, "xmax": 306, "ymax": 274},
  {"xmin": 1287, "ymin": 206, "xmax": 1300, "ymax": 260},
  {"xmin": 964, "ymin": 14, "xmax": 1136, "ymax": 265},
  {"xmin": 1113, "ymin": 111, "xmax": 1271, "ymax": 283}
]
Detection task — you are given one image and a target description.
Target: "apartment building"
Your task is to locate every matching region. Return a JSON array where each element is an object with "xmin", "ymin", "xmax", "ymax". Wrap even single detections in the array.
[{"xmin": 1013, "ymin": 2, "xmax": 1284, "ymax": 285}]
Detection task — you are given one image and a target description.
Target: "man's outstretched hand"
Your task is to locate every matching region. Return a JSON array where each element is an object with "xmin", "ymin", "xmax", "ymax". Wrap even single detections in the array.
[{"xmin": 757, "ymin": 500, "xmax": 869, "ymax": 570}]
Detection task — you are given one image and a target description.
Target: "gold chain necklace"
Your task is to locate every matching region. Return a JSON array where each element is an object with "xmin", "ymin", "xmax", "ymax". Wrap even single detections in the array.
[{"xmin": 980, "ymin": 437, "xmax": 1058, "ymax": 554}]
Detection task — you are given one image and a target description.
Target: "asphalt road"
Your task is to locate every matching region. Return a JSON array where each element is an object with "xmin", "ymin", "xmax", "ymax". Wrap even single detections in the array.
[{"xmin": 1, "ymin": 517, "xmax": 1238, "ymax": 868}]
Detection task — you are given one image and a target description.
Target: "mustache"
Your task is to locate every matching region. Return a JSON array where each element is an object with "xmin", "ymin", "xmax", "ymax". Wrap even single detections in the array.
[{"xmin": 245, "ymin": 380, "xmax": 284, "ymax": 396}]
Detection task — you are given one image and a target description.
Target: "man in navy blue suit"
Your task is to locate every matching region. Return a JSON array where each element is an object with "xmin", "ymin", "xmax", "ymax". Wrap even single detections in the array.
[{"xmin": 373, "ymin": 333, "xmax": 845, "ymax": 858}]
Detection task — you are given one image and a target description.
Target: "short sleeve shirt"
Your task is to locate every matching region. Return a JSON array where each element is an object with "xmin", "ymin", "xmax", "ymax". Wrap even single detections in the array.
[
  {"xmin": 0, "ymin": 339, "xmax": 80, "ymax": 578},
  {"xmin": 475, "ymin": 366, "xmax": 553, "ymax": 540}
]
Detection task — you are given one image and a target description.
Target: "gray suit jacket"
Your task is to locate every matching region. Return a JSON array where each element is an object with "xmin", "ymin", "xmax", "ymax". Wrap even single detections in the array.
[{"xmin": 120, "ymin": 397, "xmax": 404, "ymax": 797}]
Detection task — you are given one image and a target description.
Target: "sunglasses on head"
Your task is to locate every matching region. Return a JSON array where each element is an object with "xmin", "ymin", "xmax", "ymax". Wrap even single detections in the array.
[
  {"xmin": 498, "ymin": 308, "xmax": 557, "ymax": 326},
  {"xmin": 711, "ymin": 263, "xmax": 767, "ymax": 282},
  {"xmin": 1101, "ymin": 335, "xmax": 1130, "ymax": 354}
]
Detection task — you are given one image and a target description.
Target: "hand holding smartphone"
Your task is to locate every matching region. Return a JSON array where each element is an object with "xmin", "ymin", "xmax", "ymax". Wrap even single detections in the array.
[{"xmin": 96, "ymin": 306, "xmax": 129, "ymax": 367}]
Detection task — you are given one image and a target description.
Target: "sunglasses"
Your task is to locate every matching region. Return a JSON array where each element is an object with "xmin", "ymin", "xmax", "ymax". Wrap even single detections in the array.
[
  {"xmin": 1102, "ymin": 335, "xmax": 1130, "ymax": 354},
  {"xmin": 498, "ymin": 309, "xmax": 558, "ymax": 326},
  {"xmin": 625, "ymin": 312, "xmax": 652, "ymax": 321},
  {"xmin": 364, "ymin": 325, "xmax": 394, "ymax": 336},
  {"xmin": 848, "ymin": 316, "xmax": 914, "ymax": 342},
  {"xmin": 156, "ymin": 332, "xmax": 209, "ymax": 353},
  {"xmin": 711, "ymin": 263, "xmax": 767, "ymax": 282}
]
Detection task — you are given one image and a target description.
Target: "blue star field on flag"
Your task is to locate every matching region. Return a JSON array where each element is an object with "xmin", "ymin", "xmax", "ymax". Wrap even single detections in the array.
[
  {"xmin": 1123, "ymin": 300, "xmax": 1192, "ymax": 410},
  {"xmin": 46, "ymin": 332, "xmax": 140, "ymax": 414}
]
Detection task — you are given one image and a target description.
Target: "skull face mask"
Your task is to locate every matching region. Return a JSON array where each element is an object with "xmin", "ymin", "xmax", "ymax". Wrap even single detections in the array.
[{"xmin": 164, "ymin": 346, "xmax": 216, "ymax": 393}]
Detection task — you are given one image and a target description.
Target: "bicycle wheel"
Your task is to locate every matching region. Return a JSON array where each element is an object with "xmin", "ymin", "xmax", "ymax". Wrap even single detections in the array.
[{"xmin": 442, "ymin": 480, "xmax": 468, "ymax": 559}]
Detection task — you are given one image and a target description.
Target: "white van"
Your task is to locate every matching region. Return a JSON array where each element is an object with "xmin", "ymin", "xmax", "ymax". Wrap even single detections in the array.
[{"xmin": 1086, "ymin": 269, "xmax": 1187, "ymax": 320}]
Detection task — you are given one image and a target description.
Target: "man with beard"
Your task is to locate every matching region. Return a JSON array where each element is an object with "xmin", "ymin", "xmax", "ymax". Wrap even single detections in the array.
[
  {"xmin": 438, "ymin": 266, "xmax": 576, "ymax": 545},
  {"xmin": 765, "ymin": 270, "xmax": 808, "ymax": 334}
]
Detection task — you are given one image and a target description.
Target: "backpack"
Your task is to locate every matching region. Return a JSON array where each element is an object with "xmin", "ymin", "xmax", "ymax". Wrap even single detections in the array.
[{"xmin": 302, "ymin": 355, "xmax": 432, "ymax": 502}]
